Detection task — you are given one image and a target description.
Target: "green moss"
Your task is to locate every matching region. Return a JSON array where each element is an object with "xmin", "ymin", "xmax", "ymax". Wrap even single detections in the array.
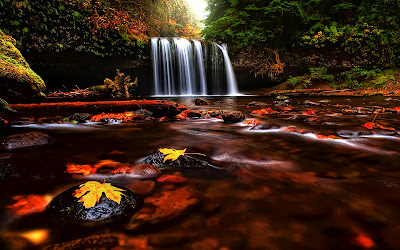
[
  {"xmin": 0, "ymin": 98, "xmax": 15, "ymax": 113},
  {"xmin": 0, "ymin": 29, "xmax": 45, "ymax": 96}
]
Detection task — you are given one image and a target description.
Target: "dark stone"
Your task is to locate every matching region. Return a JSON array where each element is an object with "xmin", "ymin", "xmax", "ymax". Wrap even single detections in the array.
[
  {"xmin": 46, "ymin": 183, "xmax": 142, "ymax": 226},
  {"xmin": 130, "ymin": 164, "xmax": 161, "ymax": 178},
  {"xmin": 205, "ymin": 110, "xmax": 225, "ymax": 118},
  {"xmin": 222, "ymin": 111, "xmax": 245, "ymax": 124},
  {"xmin": 246, "ymin": 101, "xmax": 267, "ymax": 106},
  {"xmin": 0, "ymin": 153, "xmax": 27, "ymax": 180},
  {"xmin": 318, "ymin": 99, "xmax": 332, "ymax": 104},
  {"xmin": 1, "ymin": 132, "xmax": 53, "ymax": 151},
  {"xmin": 70, "ymin": 113, "xmax": 91, "ymax": 123},
  {"xmin": 195, "ymin": 98, "xmax": 210, "ymax": 105},
  {"xmin": 133, "ymin": 109, "xmax": 154, "ymax": 118},
  {"xmin": 44, "ymin": 234, "xmax": 118, "ymax": 250},
  {"xmin": 139, "ymin": 151, "xmax": 219, "ymax": 170},
  {"xmin": 275, "ymin": 95, "xmax": 290, "ymax": 101},
  {"xmin": 304, "ymin": 100, "xmax": 322, "ymax": 106}
]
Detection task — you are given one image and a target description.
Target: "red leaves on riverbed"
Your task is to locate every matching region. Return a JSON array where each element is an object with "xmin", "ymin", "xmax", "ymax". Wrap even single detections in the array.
[
  {"xmin": 8, "ymin": 195, "xmax": 51, "ymax": 216},
  {"xmin": 252, "ymin": 107, "xmax": 277, "ymax": 115},
  {"xmin": 243, "ymin": 119, "xmax": 261, "ymax": 126},
  {"xmin": 362, "ymin": 122, "xmax": 399, "ymax": 134},
  {"xmin": 90, "ymin": 112, "xmax": 144, "ymax": 122},
  {"xmin": 65, "ymin": 159, "xmax": 131, "ymax": 175}
]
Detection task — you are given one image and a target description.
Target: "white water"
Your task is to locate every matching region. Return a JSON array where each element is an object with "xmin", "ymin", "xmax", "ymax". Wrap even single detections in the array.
[
  {"xmin": 151, "ymin": 37, "xmax": 240, "ymax": 96},
  {"xmin": 216, "ymin": 44, "xmax": 239, "ymax": 95}
]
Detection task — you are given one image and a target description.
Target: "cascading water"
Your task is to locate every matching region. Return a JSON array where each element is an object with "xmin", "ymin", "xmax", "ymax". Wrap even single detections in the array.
[{"xmin": 151, "ymin": 37, "xmax": 240, "ymax": 96}]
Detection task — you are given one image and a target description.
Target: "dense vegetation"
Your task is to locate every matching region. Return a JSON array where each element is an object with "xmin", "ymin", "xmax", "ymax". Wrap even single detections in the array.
[
  {"xmin": 203, "ymin": 0, "xmax": 400, "ymax": 87},
  {"xmin": 0, "ymin": 0, "xmax": 201, "ymax": 56}
]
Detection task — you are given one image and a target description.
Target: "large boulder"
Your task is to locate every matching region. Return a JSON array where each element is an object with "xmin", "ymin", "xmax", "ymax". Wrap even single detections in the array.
[
  {"xmin": 1, "ymin": 132, "xmax": 53, "ymax": 151},
  {"xmin": 222, "ymin": 111, "xmax": 245, "ymax": 124},
  {"xmin": 46, "ymin": 181, "xmax": 142, "ymax": 226},
  {"xmin": 0, "ymin": 29, "xmax": 45, "ymax": 97}
]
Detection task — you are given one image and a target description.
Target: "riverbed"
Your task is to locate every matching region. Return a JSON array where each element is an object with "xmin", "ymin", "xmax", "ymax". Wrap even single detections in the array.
[{"xmin": 1, "ymin": 96, "xmax": 400, "ymax": 249}]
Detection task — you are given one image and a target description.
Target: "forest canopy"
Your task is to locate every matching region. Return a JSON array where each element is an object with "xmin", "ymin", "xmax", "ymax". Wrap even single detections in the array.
[
  {"xmin": 0, "ymin": 0, "xmax": 202, "ymax": 56},
  {"xmin": 203, "ymin": 0, "xmax": 400, "ymax": 70}
]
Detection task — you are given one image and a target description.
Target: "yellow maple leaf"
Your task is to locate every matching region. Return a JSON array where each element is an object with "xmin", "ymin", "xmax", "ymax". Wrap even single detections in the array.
[
  {"xmin": 158, "ymin": 148, "xmax": 187, "ymax": 162},
  {"xmin": 158, "ymin": 148, "xmax": 206, "ymax": 162},
  {"xmin": 73, "ymin": 181, "xmax": 125, "ymax": 208}
]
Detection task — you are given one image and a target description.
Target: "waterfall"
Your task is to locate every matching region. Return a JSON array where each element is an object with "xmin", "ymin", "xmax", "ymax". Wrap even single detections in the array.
[
  {"xmin": 151, "ymin": 37, "xmax": 239, "ymax": 96},
  {"xmin": 216, "ymin": 44, "xmax": 239, "ymax": 95}
]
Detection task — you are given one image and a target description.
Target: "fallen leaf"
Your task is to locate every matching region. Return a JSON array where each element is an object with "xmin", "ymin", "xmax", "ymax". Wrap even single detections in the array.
[
  {"xmin": 73, "ymin": 181, "xmax": 125, "ymax": 208},
  {"xmin": 158, "ymin": 148, "xmax": 186, "ymax": 162},
  {"xmin": 111, "ymin": 166, "xmax": 131, "ymax": 174},
  {"xmin": 303, "ymin": 109, "xmax": 316, "ymax": 115},
  {"xmin": 243, "ymin": 119, "xmax": 261, "ymax": 126},
  {"xmin": 252, "ymin": 107, "xmax": 277, "ymax": 115},
  {"xmin": 353, "ymin": 235, "xmax": 375, "ymax": 248},
  {"xmin": 65, "ymin": 163, "xmax": 94, "ymax": 175},
  {"xmin": 8, "ymin": 195, "xmax": 52, "ymax": 216}
]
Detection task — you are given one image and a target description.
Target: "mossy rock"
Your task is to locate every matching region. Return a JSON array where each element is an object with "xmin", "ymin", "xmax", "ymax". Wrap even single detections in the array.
[
  {"xmin": 0, "ymin": 98, "xmax": 15, "ymax": 113},
  {"xmin": 0, "ymin": 29, "xmax": 45, "ymax": 96}
]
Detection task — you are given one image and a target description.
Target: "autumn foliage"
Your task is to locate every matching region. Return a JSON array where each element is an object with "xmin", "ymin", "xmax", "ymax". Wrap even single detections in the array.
[{"xmin": 73, "ymin": 181, "xmax": 125, "ymax": 208}]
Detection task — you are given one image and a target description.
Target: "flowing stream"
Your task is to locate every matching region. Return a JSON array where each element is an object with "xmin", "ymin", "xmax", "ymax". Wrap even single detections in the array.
[{"xmin": 1, "ymin": 96, "xmax": 400, "ymax": 249}]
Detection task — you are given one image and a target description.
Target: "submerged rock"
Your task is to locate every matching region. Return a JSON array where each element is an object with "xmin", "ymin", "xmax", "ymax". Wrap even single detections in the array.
[
  {"xmin": 139, "ymin": 151, "xmax": 218, "ymax": 170},
  {"xmin": 44, "ymin": 234, "xmax": 118, "ymax": 250},
  {"xmin": 1, "ymin": 132, "xmax": 53, "ymax": 151},
  {"xmin": 46, "ymin": 182, "xmax": 142, "ymax": 225},
  {"xmin": 0, "ymin": 153, "xmax": 27, "ymax": 180},
  {"xmin": 222, "ymin": 111, "xmax": 245, "ymax": 124},
  {"xmin": 126, "ymin": 186, "xmax": 199, "ymax": 231},
  {"xmin": 195, "ymin": 98, "xmax": 210, "ymax": 105},
  {"xmin": 130, "ymin": 164, "xmax": 161, "ymax": 178}
]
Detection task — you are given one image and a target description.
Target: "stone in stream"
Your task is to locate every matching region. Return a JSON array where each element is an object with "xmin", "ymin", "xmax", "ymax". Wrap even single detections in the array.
[
  {"xmin": 246, "ymin": 101, "xmax": 268, "ymax": 106},
  {"xmin": 125, "ymin": 186, "xmax": 199, "ymax": 231},
  {"xmin": 195, "ymin": 98, "xmax": 210, "ymax": 105},
  {"xmin": 139, "ymin": 150, "xmax": 219, "ymax": 170},
  {"xmin": 70, "ymin": 113, "xmax": 91, "ymax": 123},
  {"xmin": 44, "ymin": 234, "xmax": 118, "ymax": 250},
  {"xmin": 130, "ymin": 164, "xmax": 161, "ymax": 178},
  {"xmin": 222, "ymin": 111, "xmax": 245, "ymax": 124},
  {"xmin": 46, "ymin": 182, "xmax": 142, "ymax": 226},
  {"xmin": 1, "ymin": 132, "xmax": 53, "ymax": 151},
  {"xmin": 304, "ymin": 100, "xmax": 322, "ymax": 106},
  {"xmin": 0, "ymin": 153, "xmax": 27, "ymax": 180}
]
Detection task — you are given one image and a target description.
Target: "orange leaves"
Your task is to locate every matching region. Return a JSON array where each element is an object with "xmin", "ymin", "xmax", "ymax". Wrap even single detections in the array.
[
  {"xmin": 252, "ymin": 107, "xmax": 277, "ymax": 115},
  {"xmin": 303, "ymin": 109, "xmax": 316, "ymax": 115},
  {"xmin": 90, "ymin": 112, "xmax": 143, "ymax": 123},
  {"xmin": 362, "ymin": 122, "xmax": 375, "ymax": 130},
  {"xmin": 65, "ymin": 159, "xmax": 131, "ymax": 176},
  {"xmin": 243, "ymin": 119, "xmax": 261, "ymax": 126},
  {"xmin": 158, "ymin": 148, "xmax": 186, "ymax": 162},
  {"xmin": 73, "ymin": 181, "xmax": 125, "ymax": 208},
  {"xmin": 316, "ymin": 135, "xmax": 340, "ymax": 140},
  {"xmin": 8, "ymin": 195, "xmax": 51, "ymax": 216},
  {"xmin": 65, "ymin": 163, "xmax": 95, "ymax": 175}
]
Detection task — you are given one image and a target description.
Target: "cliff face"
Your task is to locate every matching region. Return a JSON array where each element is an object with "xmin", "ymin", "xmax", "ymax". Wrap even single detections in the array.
[{"xmin": 0, "ymin": 29, "xmax": 45, "ymax": 97}]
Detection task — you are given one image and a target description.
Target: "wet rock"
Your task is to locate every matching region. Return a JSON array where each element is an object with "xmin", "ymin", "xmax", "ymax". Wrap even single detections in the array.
[
  {"xmin": 322, "ymin": 122, "xmax": 339, "ymax": 126},
  {"xmin": 222, "ymin": 111, "xmax": 245, "ymax": 124},
  {"xmin": 126, "ymin": 180, "xmax": 155, "ymax": 195},
  {"xmin": 304, "ymin": 100, "xmax": 322, "ymax": 106},
  {"xmin": 287, "ymin": 115, "xmax": 300, "ymax": 120},
  {"xmin": 206, "ymin": 110, "xmax": 225, "ymax": 118},
  {"xmin": 1, "ymin": 132, "xmax": 53, "ymax": 152},
  {"xmin": 130, "ymin": 164, "xmax": 161, "ymax": 178},
  {"xmin": 125, "ymin": 186, "xmax": 199, "ymax": 231},
  {"xmin": 318, "ymin": 99, "xmax": 332, "ymax": 104},
  {"xmin": 176, "ymin": 110, "xmax": 202, "ymax": 119},
  {"xmin": 247, "ymin": 101, "xmax": 268, "ymax": 106},
  {"xmin": 0, "ymin": 153, "xmax": 27, "ymax": 180},
  {"xmin": 276, "ymin": 95, "xmax": 290, "ymax": 101},
  {"xmin": 139, "ymin": 151, "xmax": 218, "ymax": 170},
  {"xmin": 157, "ymin": 175, "xmax": 187, "ymax": 184},
  {"xmin": 195, "ymin": 98, "xmax": 210, "ymax": 106},
  {"xmin": 70, "ymin": 113, "xmax": 90, "ymax": 123},
  {"xmin": 44, "ymin": 234, "xmax": 118, "ymax": 250},
  {"xmin": 134, "ymin": 109, "xmax": 154, "ymax": 118},
  {"xmin": 46, "ymin": 183, "xmax": 142, "ymax": 225}
]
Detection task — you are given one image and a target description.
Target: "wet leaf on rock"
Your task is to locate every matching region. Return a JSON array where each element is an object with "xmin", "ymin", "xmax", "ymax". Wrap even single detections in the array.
[
  {"xmin": 158, "ymin": 148, "xmax": 187, "ymax": 162},
  {"xmin": 73, "ymin": 181, "xmax": 125, "ymax": 208}
]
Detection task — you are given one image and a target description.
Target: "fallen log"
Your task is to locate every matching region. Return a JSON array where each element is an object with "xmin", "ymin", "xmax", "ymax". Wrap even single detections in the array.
[{"xmin": 7, "ymin": 100, "xmax": 186, "ymax": 119}]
